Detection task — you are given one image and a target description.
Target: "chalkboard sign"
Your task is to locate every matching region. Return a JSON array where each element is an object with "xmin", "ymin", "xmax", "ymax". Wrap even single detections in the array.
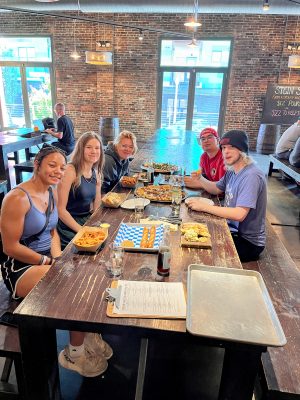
[{"xmin": 261, "ymin": 83, "xmax": 300, "ymax": 125}]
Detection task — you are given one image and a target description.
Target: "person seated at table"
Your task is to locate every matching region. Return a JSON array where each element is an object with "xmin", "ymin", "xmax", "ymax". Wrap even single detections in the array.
[
  {"xmin": 57, "ymin": 131, "xmax": 104, "ymax": 249},
  {"xmin": 184, "ymin": 127, "xmax": 225, "ymax": 189},
  {"xmin": 186, "ymin": 130, "xmax": 267, "ymax": 262},
  {"xmin": 45, "ymin": 103, "xmax": 76, "ymax": 156},
  {"xmin": 275, "ymin": 119, "xmax": 300, "ymax": 160},
  {"xmin": 0, "ymin": 144, "xmax": 112, "ymax": 378},
  {"xmin": 102, "ymin": 130, "xmax": 138, "ymax": 193}
]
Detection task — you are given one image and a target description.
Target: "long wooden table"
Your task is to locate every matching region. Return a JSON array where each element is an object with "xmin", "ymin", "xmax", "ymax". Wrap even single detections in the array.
[
  {"xmin": 0, "ymin": 131, "xmax": 52, "ymax": 190},
  {"xmin": 13, "ymin": 130, "xmax": 266, "ymax": 400}
]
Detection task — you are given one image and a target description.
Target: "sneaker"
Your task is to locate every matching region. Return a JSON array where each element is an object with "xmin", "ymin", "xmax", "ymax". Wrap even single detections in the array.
[
  {"xmin": 58, "ymin": 346, "xmax": 108, "ymax": 377},
  {"xmin": 84, "ymin": 333, "xmax": 113, "ymax": 360}
]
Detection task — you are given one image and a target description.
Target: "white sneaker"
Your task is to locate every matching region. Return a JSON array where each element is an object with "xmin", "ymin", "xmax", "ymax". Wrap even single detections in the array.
[
  {"xmin": 58, "ymin": 346, "xmax": 108, "ymax": 377},
  {"xmin": 84, "ymin": 333, "xmax": 113, "ymax": 360}
]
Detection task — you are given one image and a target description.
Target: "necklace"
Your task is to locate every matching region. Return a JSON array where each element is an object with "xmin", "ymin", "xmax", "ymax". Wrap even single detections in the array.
[{"xmin": 83, "ymin": 175, "xmax": 93, "ymax": 183}]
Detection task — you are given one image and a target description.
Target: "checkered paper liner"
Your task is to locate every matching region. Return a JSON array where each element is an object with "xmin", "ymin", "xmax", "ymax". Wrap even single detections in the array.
[{"xmin": 114, "ymin": 223, "xmax": 164, "ymax": 252}]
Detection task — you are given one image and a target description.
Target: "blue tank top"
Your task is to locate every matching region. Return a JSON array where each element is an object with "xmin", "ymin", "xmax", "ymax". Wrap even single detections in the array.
[
  {"xmin": 16, "ymin": 187, "xmax": 58, "ymax": 253},
  {"xmin": 66, "ymin": 169, "xmax": 97, "ymax": 216}
]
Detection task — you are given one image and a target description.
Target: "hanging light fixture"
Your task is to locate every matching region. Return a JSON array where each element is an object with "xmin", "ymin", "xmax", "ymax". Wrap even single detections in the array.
[
  {"xmin": 70, "ymin": 19, "xmax": 81, "ymax": 60},
  {"xmin": 34, "ymin": 0, "xmax": 60, "ymax": 2},
  {"xmin": 184, "ymin": 0, "xmax": 202, "ymax": 28},
  {"xmin": 262, "ymin": 0, "xmax": 270, "ymax": 11},
  {"xmin": 288, "ymin": 16, "xmax": 300, "ymax": 69},
  {"xmin": 188, "ymin": 34, "xmax": 198, "ymax": 48},
  {"xmin": 138, "ymin": 30, "xmax": 144, "ymax": 41}
]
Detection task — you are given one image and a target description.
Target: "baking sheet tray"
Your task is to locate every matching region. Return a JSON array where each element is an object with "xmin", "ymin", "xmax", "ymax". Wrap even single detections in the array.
[{"xmin": 186, "ymin": 264, "xmax": 286, "ymax": 347}]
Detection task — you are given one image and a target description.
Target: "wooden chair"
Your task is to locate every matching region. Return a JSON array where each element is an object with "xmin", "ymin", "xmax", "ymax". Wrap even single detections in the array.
[{"xmin": 13, "ymin": 161, "xmax": 34, "ymax": 185}]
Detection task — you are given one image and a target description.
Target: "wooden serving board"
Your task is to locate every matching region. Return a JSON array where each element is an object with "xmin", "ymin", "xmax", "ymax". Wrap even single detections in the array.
[
  {"xmin": 180, "ymin": 222, "xmax": 212, "ymax": 249},
  {"xmin": 102, "ymin": 192, "xmax": 128, "ymax": 208},
  {"xmin": 181, "ymin": 236, "xmax": 212, "ymax": 249}
]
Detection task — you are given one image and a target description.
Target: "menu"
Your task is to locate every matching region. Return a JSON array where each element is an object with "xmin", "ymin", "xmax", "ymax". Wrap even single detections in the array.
[{"xmin": 107, "ymin": 280, "xmax": 186, "ymax": 319}]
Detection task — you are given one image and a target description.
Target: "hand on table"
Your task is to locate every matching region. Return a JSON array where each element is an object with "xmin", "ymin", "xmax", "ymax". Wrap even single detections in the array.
[{"xmin": 185, "ymin": 197, "xmax": 211, "ymax": 212}]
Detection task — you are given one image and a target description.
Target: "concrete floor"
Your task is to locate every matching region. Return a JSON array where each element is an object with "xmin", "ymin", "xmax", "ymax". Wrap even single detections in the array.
[{"xmin": 1, "ymin": 151, "xmax": 299, "ymax": 399}]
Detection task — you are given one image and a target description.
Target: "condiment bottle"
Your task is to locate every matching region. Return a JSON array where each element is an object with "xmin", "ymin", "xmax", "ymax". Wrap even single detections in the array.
[{"xmin": 157, "ymin": 226, "xmax": 171, "ymax": 277}]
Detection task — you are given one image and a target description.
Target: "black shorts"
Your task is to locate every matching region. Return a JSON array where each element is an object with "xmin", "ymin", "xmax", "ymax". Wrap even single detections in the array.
[
  {"xmin": 1, "ymin": 251, "xmax": 50, "ymax": 300},
  {"xmin": 231, "ymin": 233, "xmax": 265, "ymax": 262}
]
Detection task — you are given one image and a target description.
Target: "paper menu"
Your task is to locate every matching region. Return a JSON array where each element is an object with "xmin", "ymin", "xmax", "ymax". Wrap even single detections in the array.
[{"xmin": 111, "ymin": 280, "xmax": 186, "ymax": 319}]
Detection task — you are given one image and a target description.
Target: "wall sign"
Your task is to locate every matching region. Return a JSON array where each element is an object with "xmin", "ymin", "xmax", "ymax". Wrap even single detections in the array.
[{"xmin": 261, "ymin": 83, "xmax": 300, "ymax": 125}]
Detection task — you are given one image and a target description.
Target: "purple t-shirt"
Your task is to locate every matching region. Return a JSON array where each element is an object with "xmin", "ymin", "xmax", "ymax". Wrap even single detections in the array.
[{"xmin": 216, "ymin": 163, "xmax": 267, "ymax": 247}]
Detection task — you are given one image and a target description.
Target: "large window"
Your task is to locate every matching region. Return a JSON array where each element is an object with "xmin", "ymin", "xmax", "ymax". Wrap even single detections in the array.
[
  {"xmin": 158, "ymin": 39, "xmax": 231, "ymax": 133},
  {"xmin": 0, "ymin": 36, "xmax": 54, "ymax": 130}
]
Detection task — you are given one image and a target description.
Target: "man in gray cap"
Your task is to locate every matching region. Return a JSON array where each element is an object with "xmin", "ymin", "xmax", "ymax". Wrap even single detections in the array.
[{"xmin": 186, "ymin": 130, "xmax": 267, "ymax": 262}]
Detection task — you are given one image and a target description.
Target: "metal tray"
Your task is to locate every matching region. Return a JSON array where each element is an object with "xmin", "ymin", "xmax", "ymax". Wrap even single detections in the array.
[{"xmin": 186, "ymin": 264, "xmax": 286, "ymax": 347}]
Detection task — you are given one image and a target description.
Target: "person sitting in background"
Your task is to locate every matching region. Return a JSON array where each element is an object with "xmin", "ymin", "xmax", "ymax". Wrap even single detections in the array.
[
  {"xmin": 102, "ymin": 130, "xmax": 138, "ymax": 193},
  {"xmin": 275, "ymin": 119, "xmax": 300, "ymax": 160},
  {"xmin": 57, "ymin": 131, "xmax": 104, "ymax": 249},
  {"xmin": 186, "ymin": 130, "xmax": 267, "ymax": 262},
  {"xmin": 45, "ymin": 103, "xmax": 76, "ymax": 156},
  {"xmin": 289, "ymin": 136, "xmax": 300, "ymax": 168},
  {"xmin": 184, "ymin": 127, "xmax": 225, "ymax": 189}
]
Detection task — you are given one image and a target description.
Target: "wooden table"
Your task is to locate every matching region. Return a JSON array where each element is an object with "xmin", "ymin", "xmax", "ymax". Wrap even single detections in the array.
[
  {"xmin": 13, "ymin": 130, "xmax": 265, "ymax": 400},
  {"xmin": 0, "ymin": 131, "xmax": 52, "ymax": 190}
]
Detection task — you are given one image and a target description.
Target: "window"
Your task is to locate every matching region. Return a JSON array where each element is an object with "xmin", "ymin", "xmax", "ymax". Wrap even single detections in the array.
[{"xmin": 0, "ymin": 36, "xmax": 54, "ymax": 130}]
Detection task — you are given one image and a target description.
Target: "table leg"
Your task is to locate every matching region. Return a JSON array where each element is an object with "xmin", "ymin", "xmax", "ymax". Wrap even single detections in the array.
[
  {"xmin": 18, "ymin": 322, "xmax": 61, "ymax": 400},
  {"xmin": 135, "ymin": 338, "xmax": 148, "ymax": 400},
  {"xmin": 218, "ymin": 345, "xmax": 265, "ymax": 400}
]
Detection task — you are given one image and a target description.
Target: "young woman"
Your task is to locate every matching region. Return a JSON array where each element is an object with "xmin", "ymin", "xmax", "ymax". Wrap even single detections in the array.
[
  {"xmin": 1, "ymin": 145, "xmax": 112, "ymax": 377},
  {"xmin": 57, "ymin": 131, "xmax": 104, "ymax": 249},
  {"xmin": 102, "ymin": 130, "xmax": 138, "ymax": 193}
]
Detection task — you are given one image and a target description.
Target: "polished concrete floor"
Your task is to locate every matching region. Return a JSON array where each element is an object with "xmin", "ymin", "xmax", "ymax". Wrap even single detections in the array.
[{"xmin": 1, "ymin": 151, "xmax": 299, "ymax": 399}]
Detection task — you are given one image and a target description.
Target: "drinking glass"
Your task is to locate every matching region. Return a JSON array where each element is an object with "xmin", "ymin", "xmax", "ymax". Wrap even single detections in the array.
[
  {"xmin": 171, "ymin": 185, "xmax": 182, "ymax": 216},
  {"xmin": 134, "ymin": 197, "xmax": 145, "ymax": 222},
  {"xmin": 108, "ymin": 244, "xmax": 124, "ymax": 278}
]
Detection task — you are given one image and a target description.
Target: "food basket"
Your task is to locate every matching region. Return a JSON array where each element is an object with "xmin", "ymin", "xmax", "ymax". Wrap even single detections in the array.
[
  {"xmin": 102, "ymin": 192, "xmax": 127, "ymax": 208},
  {"xmin": 120, "ymin": 176, "xmax": 137, "ymax": 188},
  {"xmin": 73, "ymin": 226, "xmax": 108, "ymax": 252}
]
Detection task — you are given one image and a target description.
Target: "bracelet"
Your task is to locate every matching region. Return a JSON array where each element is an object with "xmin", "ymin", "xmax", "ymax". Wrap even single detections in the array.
[{"xmin": 39, "ymin": 255, "xmax": 45, "ymax": 265}]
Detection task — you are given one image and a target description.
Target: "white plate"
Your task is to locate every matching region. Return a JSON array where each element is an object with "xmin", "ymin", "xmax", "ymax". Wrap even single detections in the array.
[
  {"xmin": 185, "ymin": 197, "xmax": 214, "ymax": 206},
  {"xmin": 121, "ymin": 198, "xmax": 150, "ymax": 210}
]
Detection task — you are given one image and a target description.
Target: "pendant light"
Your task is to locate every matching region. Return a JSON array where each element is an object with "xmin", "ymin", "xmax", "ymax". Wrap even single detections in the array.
[{"xmin": 184, "ymin": 0, "xmax": 202, "ymax": 28}]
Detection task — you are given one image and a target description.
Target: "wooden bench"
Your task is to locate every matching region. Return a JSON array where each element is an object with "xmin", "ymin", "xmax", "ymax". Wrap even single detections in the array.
[
  {"xmin": 242, "ymin": 219, "xmax": 300, "ymax": 399},
  {"xmin": 269, "ymin": 154, "xmax": 300, "ymax": 182}
]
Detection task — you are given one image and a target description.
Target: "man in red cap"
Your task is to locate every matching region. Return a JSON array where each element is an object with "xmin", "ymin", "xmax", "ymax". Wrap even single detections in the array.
[{"xmin": 184, "ymin": 127, "xmax": 225, "ymax": 189}]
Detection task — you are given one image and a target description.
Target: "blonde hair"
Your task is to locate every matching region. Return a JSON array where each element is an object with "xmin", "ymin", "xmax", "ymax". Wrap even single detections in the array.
[
  {"xmin": 225, "ymin": 152, "xmax": 254, "ymax": 171},
  {"xmin": 71, "ymin": 131, "xmax": 104, "ymax": 189},
  {"xmin": 113, "ymin": 130, "xmax": 138, "ymax": 155}
]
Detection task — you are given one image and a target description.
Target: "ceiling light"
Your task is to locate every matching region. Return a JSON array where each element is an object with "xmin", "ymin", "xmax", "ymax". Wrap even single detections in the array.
[
  {"xmin": 263, "ymin": 0, "xmax": 270, "ymax": 11},
  {"xmin": 70, "ymin": 19, "xmax": 81, "ymax": 60},
  {"xmin": 70, "ymin": 50, "xmax": 81, "ymax": 60},
  {"xmin": 184, "ymin": 0, "xmax": 202, "ymax": 28},
  {"xmin": 188, "ymin": 37, "xmax": 198, "ymax": 48},
  {"xmin": 138, "ymin": 30, "xmax": 144, "ymax": 41}
]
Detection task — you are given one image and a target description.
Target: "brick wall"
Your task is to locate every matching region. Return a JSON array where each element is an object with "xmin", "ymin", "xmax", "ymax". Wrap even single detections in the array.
[{"xmin": 0, "ymin": 11, "xmax": 299, "ymax": 149}]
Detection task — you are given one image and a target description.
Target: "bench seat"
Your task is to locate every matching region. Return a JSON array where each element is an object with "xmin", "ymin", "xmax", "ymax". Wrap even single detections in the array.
[
  {"xmin": 269, "ymin": 154, "xmax": 300, "ymax": 182},
  {"xmin": 243, "ymin": 220, "xmax": 300, "ymax": 399}
]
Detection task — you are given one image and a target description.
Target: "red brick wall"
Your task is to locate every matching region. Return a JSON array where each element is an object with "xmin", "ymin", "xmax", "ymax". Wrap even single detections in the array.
[{"xmin": 0, "ymin": 11, "xmax": 299, "ymax": 149}]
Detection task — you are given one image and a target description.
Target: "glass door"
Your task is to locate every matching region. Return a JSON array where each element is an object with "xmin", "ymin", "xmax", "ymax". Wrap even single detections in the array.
[
  {"xmin": 192, "ymin": 72, "xmax": 225, "ymax": 132},
  {"xmin": 160, "ymin": 71, "xmax": 190, "ymax": 131}
]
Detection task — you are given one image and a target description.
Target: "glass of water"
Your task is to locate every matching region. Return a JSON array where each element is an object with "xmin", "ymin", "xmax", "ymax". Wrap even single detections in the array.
[
  {"xmin": 109, "ymin": 244, "xmax": 124, "ymax": 278},
  {"xmin": 171, "ymin": 185, "xmax": 182, "ymax": 216}
]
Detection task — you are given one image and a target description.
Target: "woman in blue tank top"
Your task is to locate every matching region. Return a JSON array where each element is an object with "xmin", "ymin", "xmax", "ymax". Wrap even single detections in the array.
[{"xmin": 57, "ymin": 131, "xmax": 104, "ymax": 248}]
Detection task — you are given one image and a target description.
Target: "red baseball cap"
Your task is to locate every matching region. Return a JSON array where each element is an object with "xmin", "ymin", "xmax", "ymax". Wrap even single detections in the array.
[{"xmin": 200, "ymin": 127, "xmax": 218, "ymax": 138}]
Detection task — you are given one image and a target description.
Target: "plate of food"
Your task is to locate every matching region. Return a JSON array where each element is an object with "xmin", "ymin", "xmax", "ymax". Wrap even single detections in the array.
[
  {"xmin": 114, "ymin": 223, "xmax": 164, "ymax": 252},
  {"xmin": 141, "ymin": 162, "xmax": 178, "ymax": 174},
  {"xmin": 120, "ymin": 176, "xmax": 138, "ymax": 188},
  {"xmin": 135, "ymin": 184, "xmax": 185, "ymax": 203},
  {"xmin": 73, "ymin": 226, "xmax": 108, "ymax": 252},
  {"xmin": 180, "ymin": 222, "xmax": 212, "ymax": 249},
  {"xmin": 137, "ymin": 171, "xmax": 148, "ymax": 182},
  {"xmin": 185, "ymin": 197, "xmax": 214, "ymax": 206},
  {"xmin": 102, "ymin": 192, "xmax": 128, "ymax": 208},
  {"xmin": 121, "ymin": 198, "xmax": 150, "ymax": 210}
]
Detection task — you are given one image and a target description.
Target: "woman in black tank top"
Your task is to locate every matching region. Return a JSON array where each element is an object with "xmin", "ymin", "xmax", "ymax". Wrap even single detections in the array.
[{"xmin": 57, "ymin": 132, "xmax": 104, "ymax": 248}]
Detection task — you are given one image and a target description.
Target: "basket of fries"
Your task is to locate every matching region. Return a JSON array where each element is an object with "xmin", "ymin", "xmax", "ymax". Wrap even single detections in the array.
[
  {"xmin": 73, "ymin": 226, "xmax": 108, "ymax": 252},
  {"xmin": 120, "ymin": 176, "xmax": 137, "ymax": 188}
]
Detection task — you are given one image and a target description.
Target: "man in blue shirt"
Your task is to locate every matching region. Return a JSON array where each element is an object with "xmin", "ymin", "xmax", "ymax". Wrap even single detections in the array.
[
  {"xmin": 45, "ymin": 103, "xmax": 75, "ymax": 155},
  {"xmin": 186, "ymin": 130, "xmax": 267, "ymax": 262}
]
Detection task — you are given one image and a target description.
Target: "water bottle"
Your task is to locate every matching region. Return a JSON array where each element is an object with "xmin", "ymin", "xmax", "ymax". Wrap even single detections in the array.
[{"xmin": 157, "ymin": 227, "xmax": 171, "ymax": 277}]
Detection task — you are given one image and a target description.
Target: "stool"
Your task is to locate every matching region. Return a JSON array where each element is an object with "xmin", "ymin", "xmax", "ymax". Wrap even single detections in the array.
[
  {"xmin": 7, "ymin": 152, "xmax": 19, "ymax": 164},
  {"xmin": 14, "ymin": 161, "xmax": 34, "ymax": 184}
]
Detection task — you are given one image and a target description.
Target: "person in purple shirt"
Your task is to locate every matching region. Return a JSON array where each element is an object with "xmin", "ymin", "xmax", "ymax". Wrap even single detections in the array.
[{"xmin": 186, "ymin": 130, "xmax": 267, "ymax": 262}]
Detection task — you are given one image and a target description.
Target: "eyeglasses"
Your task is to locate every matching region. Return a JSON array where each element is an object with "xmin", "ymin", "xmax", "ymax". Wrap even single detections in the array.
[{"xmin": 200, "ymin": 135, "xmax": 215, "ymax": 142}]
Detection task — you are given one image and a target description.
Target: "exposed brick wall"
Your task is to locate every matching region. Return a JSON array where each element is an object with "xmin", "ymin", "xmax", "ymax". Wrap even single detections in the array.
[{"xmin": 0, "ymin": 11, "xmax": 299, "ymax": 149}]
